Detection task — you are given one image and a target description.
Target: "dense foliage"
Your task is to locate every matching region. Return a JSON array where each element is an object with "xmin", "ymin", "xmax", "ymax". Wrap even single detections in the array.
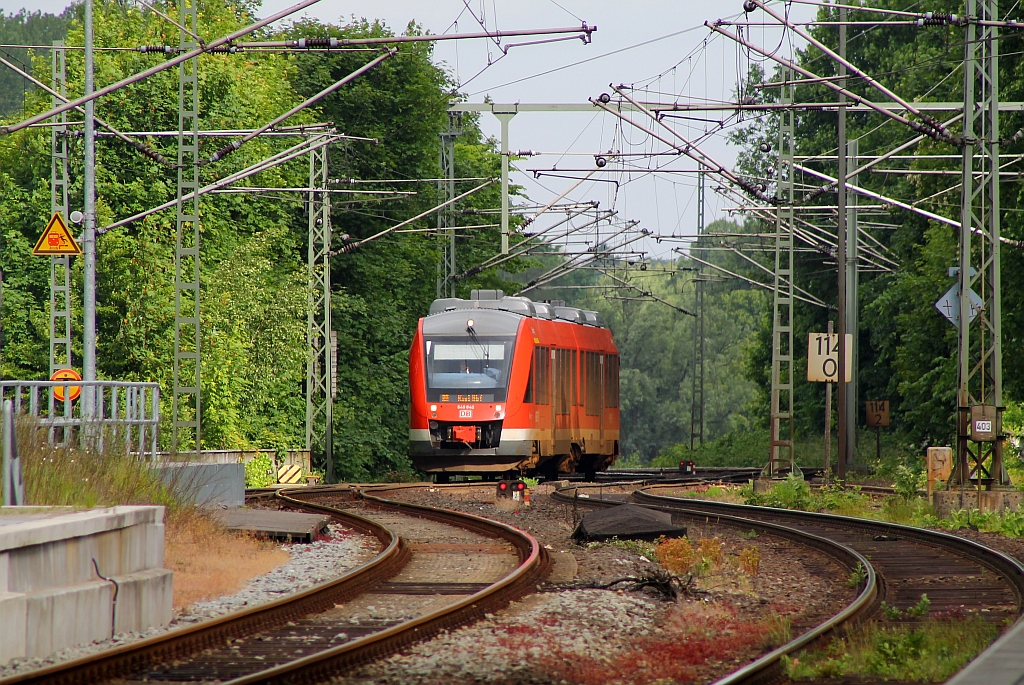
[
  {"xmin": 727, "ymin": 0, "xmax": 1024, "ymax": 455},
  {"xmin": 0, "ymin": 8, "xmax": 71, "ymax": 117},
  {"xmin": 0, "ymin": 0, "xmax": 520, "ymax": 479}
]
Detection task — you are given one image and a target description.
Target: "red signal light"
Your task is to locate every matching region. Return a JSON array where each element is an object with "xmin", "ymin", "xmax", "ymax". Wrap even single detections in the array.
[
  {"xmin": 516, "ymin": 481, "xmax": 526, "ymax": 490},
  {"xmin": 499, "ymin": 482, "xmax": 508, "ymax": 490}
]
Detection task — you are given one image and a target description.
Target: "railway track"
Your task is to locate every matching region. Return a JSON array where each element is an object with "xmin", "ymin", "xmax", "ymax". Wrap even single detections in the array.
[
  {"xmin": 592, "ymin": 466, "xmax": 821, "ymax": 485},
  {"xmin": 554, "ymin": 481, "xmax": 1024, "ymax": 685},
  {"xmin": 0, "ymin": 484, "xmax": 547, "ymax": 685}
]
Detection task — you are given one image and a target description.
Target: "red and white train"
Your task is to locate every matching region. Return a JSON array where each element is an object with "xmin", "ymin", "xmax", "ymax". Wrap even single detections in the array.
[{"xmin": 409, "ymin": 290, "xmax": 620, "ymax": 481}]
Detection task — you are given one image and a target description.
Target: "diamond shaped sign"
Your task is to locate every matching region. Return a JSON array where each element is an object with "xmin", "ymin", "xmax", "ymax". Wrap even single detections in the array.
[{"xmin": 935, "ymin": 285, "xmax": 984, "ymax": 329}]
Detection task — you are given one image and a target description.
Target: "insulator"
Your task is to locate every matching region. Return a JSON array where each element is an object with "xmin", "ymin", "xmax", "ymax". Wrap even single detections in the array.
[
  {"xmin": 137, "ymin": 45, "xmax": 176, "ymax": 53},
  {"xmin": 743, "ymin": 0, "xmax": 758, "ymax": 12},
  {"xmin": 207, "ymin": 45, "xmax": 238, "ymax": 53},
  {"xmin": 756, "ymin": 182, "xmax": 767, "ymax": 193},
  {"xmin": 759, "ymin": 142, "xmax": 771, "ymax": 153},
  {"xmin": 598, "ymin": 92, "xmax": 611, "ymax": 104},
  {"xmin": 595, "ymin": 156, "xmax": 608, "ymax": 167},
  {"xmin": 766, "ymin": 166, "xmax": 776, "ymax": 176},
  {"xmin": 295, "ymin": 37, "xmax": 339, "ymax": 49}
]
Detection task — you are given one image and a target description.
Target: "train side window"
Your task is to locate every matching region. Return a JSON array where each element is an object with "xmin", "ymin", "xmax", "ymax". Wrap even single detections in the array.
[
  {"xmin": 572, "ymin": 350, "xmax": 578, "ymax": 407},
  {"xmin": 585, "ymin": 351, "xmax": 600, "ymax": 416},
  {"xmin": 554, "ymin": 348, "xmax": 571, "ymax": 415},
  {"xmin": 534, "ymin": 346, "xmax": 551, "ymax": 405},
  {"xmin": 604, "ymin": 354, "xmax": 619, "ymax": 408}
]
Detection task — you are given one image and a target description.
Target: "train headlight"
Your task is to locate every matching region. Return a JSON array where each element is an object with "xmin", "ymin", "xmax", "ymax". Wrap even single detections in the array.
[
  {"xmin": 430, "ymin": 404, "xmax": 437, "ymax": 412},
  {"xmin": 495, "ymin": 405, "xmax": 502, "ymax": 412}
]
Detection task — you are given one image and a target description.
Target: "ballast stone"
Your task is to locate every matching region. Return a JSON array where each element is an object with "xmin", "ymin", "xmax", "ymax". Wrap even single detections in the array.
[{"xmin": 572, "ymin": 503, "xmax": 687, "ymax": 542}]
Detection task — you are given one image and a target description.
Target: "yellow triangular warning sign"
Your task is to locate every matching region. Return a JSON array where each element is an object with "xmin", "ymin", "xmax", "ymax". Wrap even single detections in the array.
[{"xmin": 33, "ymin": 212, "xmax": 82, "ymax": 256}]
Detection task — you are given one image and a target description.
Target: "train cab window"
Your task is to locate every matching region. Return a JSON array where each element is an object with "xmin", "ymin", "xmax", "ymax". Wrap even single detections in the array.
[
  {"xmin": 524, "ymin": 357, "xmax": 534, "ymax": 403},
  {"xmin": 424, "ymin": 336, "xmax": 515, "ymax": 402},
  {"xmin": 605, "ymin": 354, "xmax": 619, "ymax": 408}
]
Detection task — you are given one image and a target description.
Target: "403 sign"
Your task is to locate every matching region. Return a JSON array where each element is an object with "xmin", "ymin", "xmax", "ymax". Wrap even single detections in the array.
[{"xmin": 807, "ymin": 333, "xmax": 853, "ymax": 383}]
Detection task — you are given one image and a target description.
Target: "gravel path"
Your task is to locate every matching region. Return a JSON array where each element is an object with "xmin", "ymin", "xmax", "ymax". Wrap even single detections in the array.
[{"xmin": 0, "ymin": 523, "xmax": 377, "ymax": 678}]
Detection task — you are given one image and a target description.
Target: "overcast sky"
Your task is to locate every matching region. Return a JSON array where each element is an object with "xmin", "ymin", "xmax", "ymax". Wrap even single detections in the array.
[{"xmin": 6, "ymin": 0, "xmax": 815, "ymax": 261}]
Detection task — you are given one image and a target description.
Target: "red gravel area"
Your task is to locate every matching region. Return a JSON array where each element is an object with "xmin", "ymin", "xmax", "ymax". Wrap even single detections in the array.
[{"xmin": 337, "ymin": 483, "xmax": 857, "ymax": 685}]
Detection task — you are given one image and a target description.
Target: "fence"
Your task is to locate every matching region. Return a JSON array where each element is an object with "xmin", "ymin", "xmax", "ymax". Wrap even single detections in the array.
[{"xmin": 0, "ymin": 380, "xmax": 160, "ymax": 459}]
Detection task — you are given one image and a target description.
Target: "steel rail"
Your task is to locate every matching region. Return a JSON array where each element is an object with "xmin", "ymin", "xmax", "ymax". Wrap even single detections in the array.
[
  {"xmin": 0, "ymin": 486, "xmax": 405, "ymax": 685},
  {"xmin": 550, "ymin": 482, "xmax": 879, "ymax": 685},
  {"xmin": 635, "ymin": 485, "xmax": 1024, "ymax": 606},
  {"xmin": 218, "ymin": 484, "xmax": 549, "ymax": 684},
  {"xmin": 631, "ymin": 485, "xmax": 1024, "ymax": 685},
  {"xmin": 1, "ymin": 484, "xmax": 548, "ymax": 685}
]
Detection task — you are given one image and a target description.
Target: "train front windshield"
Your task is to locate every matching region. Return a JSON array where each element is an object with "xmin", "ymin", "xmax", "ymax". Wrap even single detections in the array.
[{"xmin": 424, "ymin": 336, "xmax": 515, "ymax": 402}]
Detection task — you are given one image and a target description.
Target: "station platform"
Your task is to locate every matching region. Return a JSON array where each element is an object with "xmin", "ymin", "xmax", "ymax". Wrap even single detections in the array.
[{"xmin": 0, "ymin": 505, "xmax": 172, "ymax": 664}]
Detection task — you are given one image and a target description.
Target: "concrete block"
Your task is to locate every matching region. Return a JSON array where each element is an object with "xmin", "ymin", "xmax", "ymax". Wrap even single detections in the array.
[
  {"xmin": 932, "ymin": 490, "xmax": 1024, "ymax": 518},
  {"xmin": 143, "ymin": 523, "xmax": 165, "ymax": 570},
  {"xmin": 157, "ymin": 463, "xmax": 244, "ymax": 508},
  {"xmin": 25, "ymin": 580, "xmax": 113, "ymax": 657},
  {"xmin": 0, "ymin": 591, "xmax": 27, "ymax": 663},
  {"xmin": 111, "ymin": 568, "xmax": 173, "ymax": 634},
  {"xmin": 0, "ymin": 551, "xmax": 8, "ymax": 591}
]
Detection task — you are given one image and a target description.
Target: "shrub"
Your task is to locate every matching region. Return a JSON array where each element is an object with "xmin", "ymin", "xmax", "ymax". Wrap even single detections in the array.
[
  {"xmin": 655, "ymin": 536, "xmax": 697, "ymax": 574},
  {"xmin": 738, "ymin": 546, "xmax": 761, "ymax": 575},
  {"xmin": 245, "ymin": 454, "xmax": 277, "ymax": 488},
  {"xmin": 698, "ymin": 536, "xmax": 724, "ymax": 567}
]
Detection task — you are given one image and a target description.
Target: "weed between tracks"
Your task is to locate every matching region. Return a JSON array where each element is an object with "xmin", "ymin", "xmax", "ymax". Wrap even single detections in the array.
[{"xmin": 785, "ymin": 612, "xmax": 1000, "ymax": 682}]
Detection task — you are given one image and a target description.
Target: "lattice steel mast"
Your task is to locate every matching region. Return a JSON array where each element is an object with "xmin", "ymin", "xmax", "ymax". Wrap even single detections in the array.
[
  {"xmin": 690, "ymin": 168, "xmax": 705, "ymax": 450},
  {"xmin": 172, "ymin": 0, "xmax": 201, "ymax": 455},
  {"xmin": 766, "ymin": 70, "xmax": 796, "ymax": 478},
  {"xmin": 305, "ymin": 143, "xmax": 334, "ymax": 481},
  {"xmin": 50, "ymin": 41, "xmax": 71, "ymax": 377},
  {"xmin": 437, "ymin": 112, "xmax": 461, "ymax": 297},
  {"xmin": 952, "ymin": 0, "xmax": 1008, "ymax": 487}
]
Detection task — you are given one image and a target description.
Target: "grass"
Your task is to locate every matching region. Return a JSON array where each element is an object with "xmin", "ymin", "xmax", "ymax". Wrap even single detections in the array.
[
  {"xmin": 6, "ymin": 420, "xmax": 291, "ymax": 610},
  {"xmin": 785, "ymin": 614, "xmax": 1000, "ymax": 682},
  {"xmin": 731, "ymin": 473, "xmax": 1024, "ymax": 538},
  {"xmin": 14, "ymin": 421, "xmax": 180, "ymax": 511},
  {"xmin": 165, "ymin": 508, "xmax": 289, "ymax": 610}
]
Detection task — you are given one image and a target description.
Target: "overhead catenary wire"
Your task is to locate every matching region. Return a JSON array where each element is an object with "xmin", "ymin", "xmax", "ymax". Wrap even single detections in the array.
[
  {"xmin": 335, "ymin": 179, "xmax": 495, "ymax": 254},
  {"xmin": 0, "ymin": 0, "xmax": 322, "ymax": 136}
]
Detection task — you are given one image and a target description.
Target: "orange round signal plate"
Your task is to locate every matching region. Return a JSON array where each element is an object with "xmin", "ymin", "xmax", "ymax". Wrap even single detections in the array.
[{"xmin": 51, "ymin": 368, "xmax": 82, "ymax": 402}]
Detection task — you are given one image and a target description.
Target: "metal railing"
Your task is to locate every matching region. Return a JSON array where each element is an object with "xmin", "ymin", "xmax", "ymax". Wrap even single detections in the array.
[{"xmin": 0, "ymin": 380, "xmax": 160, "ymax": 458}]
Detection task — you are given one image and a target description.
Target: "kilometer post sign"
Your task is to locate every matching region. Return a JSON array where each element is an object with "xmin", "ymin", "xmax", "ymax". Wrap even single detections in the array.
[{"xmin": 807, "ymin": 333, "xmax": 853, "ymax": 383}]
